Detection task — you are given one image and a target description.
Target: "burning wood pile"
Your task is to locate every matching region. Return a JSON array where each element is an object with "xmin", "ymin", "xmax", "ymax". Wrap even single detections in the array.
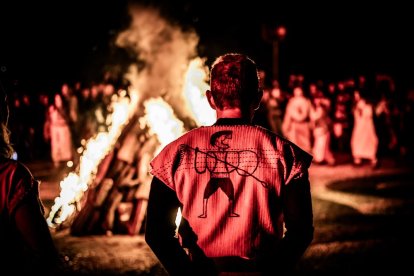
[
  {"xmin": 70, "ymin": 114, "xmax": 158, "ymax": 236},
  {"xmin": 46, "ymin": 91, "xmax": 140, "ymax": 232},
  {"xmin": 46, "ymin": 58, "xmax": 215, "ymax": 236},
  {"xmin": 46, "ymin": 4, "xmax": 216, "ymax": 235}
]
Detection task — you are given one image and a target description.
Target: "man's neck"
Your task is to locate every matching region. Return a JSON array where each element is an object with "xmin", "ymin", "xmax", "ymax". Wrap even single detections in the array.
[
  {"xmin": 215, "ymin": 117, "xmax": 250, "ymax": 125},
  {"xmin": 216, "ymin": 108, "xmax": 252, "ymax": 122}
]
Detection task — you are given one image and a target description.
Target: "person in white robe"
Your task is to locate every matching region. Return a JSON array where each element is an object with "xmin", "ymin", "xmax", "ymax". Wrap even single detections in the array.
[
  {"xmin": 282, "ymin": 86, "xmax": 312, "ymax": 153},
  {"xmin": 48, "ymin": 93, "xmax": 74, "ymax": 168},
  {"xmin": 350, "ymin": 90, "xmax": 378, "ymax": 166}
]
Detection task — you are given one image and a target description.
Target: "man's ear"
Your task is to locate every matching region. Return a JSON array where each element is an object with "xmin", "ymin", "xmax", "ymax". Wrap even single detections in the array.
[{"xmin": 206, "ymin": 90, "xmax": 217, "ymax": 110}]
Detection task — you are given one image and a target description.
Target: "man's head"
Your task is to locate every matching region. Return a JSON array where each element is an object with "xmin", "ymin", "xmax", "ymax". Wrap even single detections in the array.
[{"xmin": 207, "ymin": 53, "xmax": 262, "ymax": 114}]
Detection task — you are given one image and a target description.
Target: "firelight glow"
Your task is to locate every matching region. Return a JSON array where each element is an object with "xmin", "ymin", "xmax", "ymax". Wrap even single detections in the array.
[{"xmin": 47, "ymin": 91, "xmax": 138, "ymax": 228}]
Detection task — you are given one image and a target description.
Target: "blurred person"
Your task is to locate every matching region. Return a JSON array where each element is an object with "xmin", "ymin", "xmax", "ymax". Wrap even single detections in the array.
[
  {"xmin": 332, "ymin": 81, "xmax": 353, "ymax": 153},
  {"xmin": 60, "ymin": 83, "xmax": 78, "ymax": 126},
  {"xmin": 0, "ymin": 89, "xmax": 61, "ymax": 274},
  {"xmin": 60, "ymin": 83, "xmax": 80, "ymax": 149},
  {"xmin": 34, "ymin": 93, "xmax": 51, "ymax": 160},
  {"xmin": 310, "ymin": 92, "xmax": 335, "ymax": 165},
  {"xmin": 18, "ymin": 94, "xmax": 36, "ymax": 161},
  {"xmin": 146, "ymin": 53, "xmax": 314, "ymax": 275},
  {"xmin": 265, "ymin": 79, "xmax": 288, "ymax": 135},
  {"xmin": 91, "ymin": 84, "xmax": 108, "ymax": 133},
  {"xmin": 308, "ymin": 83, "xmax": 319, "ymax": 100},
  {"xmin": 7, "ymin": 95, "xmax": 24, "ymax": 160},
  {"xmin": 375, "ymin": 91, "xmax": 399, "ymax": 158},
  {"xmin": 282, "ymin": 86, "xmax": 312, "ymax": 153},
  {"xmin": 77, "ymin": 87, "xmax": 96, "ymax": 141},
  {"xmin": 326, "ymin": 82, "xmax": 337, "ymax": 104},
  {"xmin": 351, "ymin": 90, "xmax": 378, "ymax": 166},
  {"xmin": 47, "ymin": 93, "xmax": 74, "ymax": 168}
]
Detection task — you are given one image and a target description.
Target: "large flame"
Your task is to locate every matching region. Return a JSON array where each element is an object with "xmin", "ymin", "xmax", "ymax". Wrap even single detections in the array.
[
  {"xmin": 143, "ymin": 98, "xmax": 185, "ymax": 153},
  {"xmin": 46, "ymin": 3, "xmax": 216, "ymax": 229},
  {"xmin": 142, "ymin": 57, "xmax": 214, "ymax": 150},
  {"xmin": 182, "ymin": 58, "xmax": 215, "ymax": 126},
  {"xmin": 47, "ymin": 91, "xmax": 139, "ymax": 228},
  {"xmin": 46, "ymin": 56, "xmax": 214, "ymax": 228}
]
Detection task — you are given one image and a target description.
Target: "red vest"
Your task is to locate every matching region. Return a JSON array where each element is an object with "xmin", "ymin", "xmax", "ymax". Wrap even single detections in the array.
[{"xmin": 150, "ymin": 124, "xmax": 312, "ymax": 259}]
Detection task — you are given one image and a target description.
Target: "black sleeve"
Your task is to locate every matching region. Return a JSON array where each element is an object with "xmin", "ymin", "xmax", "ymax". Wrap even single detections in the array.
[
  {"xmin": 145, "ymin": 176, "xmax": 194, "ymax": 276},
  {"xmin": 277, "ymin": 172, "xmax": 314, "ymax": 275}
]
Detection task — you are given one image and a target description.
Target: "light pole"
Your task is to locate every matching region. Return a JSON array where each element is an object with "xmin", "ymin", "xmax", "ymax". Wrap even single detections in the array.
[{"xmin": 272, "ymin": 26, "xmax": 286, "ymax": 82}]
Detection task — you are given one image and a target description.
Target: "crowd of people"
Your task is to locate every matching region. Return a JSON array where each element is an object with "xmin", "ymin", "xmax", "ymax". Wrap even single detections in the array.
[
  {"xmin": 8, "ymin": 81, "xmax": 123, "ymax": 168},
  {"xmin": 5, "ymin": 71, "xmax": 414, "ymax": 171},
  {"xmin": 254, "ymin": 73, "xmax": 414, "ymax": 167}
]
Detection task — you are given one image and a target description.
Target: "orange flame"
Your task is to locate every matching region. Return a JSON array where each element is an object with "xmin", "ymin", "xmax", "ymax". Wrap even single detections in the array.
[
  {"xmin": 47, "ymin": 91, "xmax": 139, "ymax": 228},
  {"xmin": 47, "ymin": 56, "xmax": 214, "ymax": 229},
  {"xmin": 183, "ymin": 58, "xmax": 215, "ymax": 126}
]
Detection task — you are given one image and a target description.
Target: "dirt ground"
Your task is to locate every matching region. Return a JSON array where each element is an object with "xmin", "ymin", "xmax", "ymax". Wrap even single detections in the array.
[{"xmin": 29, "ymin": 156, "xmax": 414, "ymax": 275}]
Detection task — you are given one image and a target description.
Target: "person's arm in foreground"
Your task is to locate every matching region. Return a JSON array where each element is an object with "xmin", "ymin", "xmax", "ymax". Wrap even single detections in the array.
[
  {"xmin": 274, "ymin": 171, "xmax": 314, "ymax": 275},
  {"xmin": 13, "ymin": 173, "xmax": 61, "ymax": 274},
  {"xmin": 145, "ymin": 176, "xmax": 194, "ymax": 276},
  {"xmin": 15, "ymin": 197, "xmax": 61, "ymax": 273}
]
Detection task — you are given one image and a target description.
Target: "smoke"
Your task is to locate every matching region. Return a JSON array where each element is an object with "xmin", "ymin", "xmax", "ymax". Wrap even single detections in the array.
[{"xmin": 116, "ymin": 3, "xmax": 200, "ymax": 127}]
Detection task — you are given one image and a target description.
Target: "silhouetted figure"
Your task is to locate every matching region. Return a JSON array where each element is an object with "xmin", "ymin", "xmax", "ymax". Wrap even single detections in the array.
[{"xmin": 0, "ymin": 88, "xmax": 62, "ymax": 274}]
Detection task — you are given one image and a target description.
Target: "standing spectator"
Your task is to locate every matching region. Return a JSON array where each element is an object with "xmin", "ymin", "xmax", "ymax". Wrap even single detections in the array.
[
  {"xmin": 351, "ymin": 90, "xmax": 378, "ymax": 166},
  {"xmin": 332, "ymin": 82, "xmax": 353, "ymax": 153},
  {"xmin": 77, "ymin": 87, "xmax": 95, "ymax": 141},
  {"xmin": 266, "ymin": 79, "xmax": 288, "ymax": 135},
  {"xmin": 375, "ymin": 92, "xmax": 399, "ymax": 158},
  {"xmin": 47, "ymin": 93, "xmax": 73, "ymax": 168},
  {"xmin": 146, "ymin": 53, "xmax": 314, "ymax": 275},
  {"xmin": 18, "ymin": 94, "xmax": 36, "ymax": 161},
  {"xmin": 34, "ymin": 93, "xmax": 51, "ymax": 160},
  {"xmin": 60, "ymin": 83, "xmax": 80, "ymax": 149},
  {"xmin": 282, "ymin": 86, "xmax": 312, "ymax": 153},
  {"xmin": 310, "ymin": 92, "xmax": 335, "ymax": 165}
]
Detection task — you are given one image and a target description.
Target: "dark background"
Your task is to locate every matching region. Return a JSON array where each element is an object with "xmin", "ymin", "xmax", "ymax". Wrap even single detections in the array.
[{"xmin": 1, "ymin": 0, "xmax": 413, "ymax": 93}]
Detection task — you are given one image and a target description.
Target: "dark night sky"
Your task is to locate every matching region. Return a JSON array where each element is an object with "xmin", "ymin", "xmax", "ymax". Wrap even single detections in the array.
[{"xmin": 1, "ymin": 0, "xmax": 413, "ymax": 92}]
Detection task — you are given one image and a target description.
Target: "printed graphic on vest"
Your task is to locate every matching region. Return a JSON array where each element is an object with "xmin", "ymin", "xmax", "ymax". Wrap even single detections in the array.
[{"xmin": 180, "ymin": 130, "xmax": 269, "ymax": 218}]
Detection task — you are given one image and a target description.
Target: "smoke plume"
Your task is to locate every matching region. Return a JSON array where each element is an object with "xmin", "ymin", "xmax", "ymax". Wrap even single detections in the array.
[{"xmin": 116, "ymin": 3, "xmax": 200, "ymax": 127}]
